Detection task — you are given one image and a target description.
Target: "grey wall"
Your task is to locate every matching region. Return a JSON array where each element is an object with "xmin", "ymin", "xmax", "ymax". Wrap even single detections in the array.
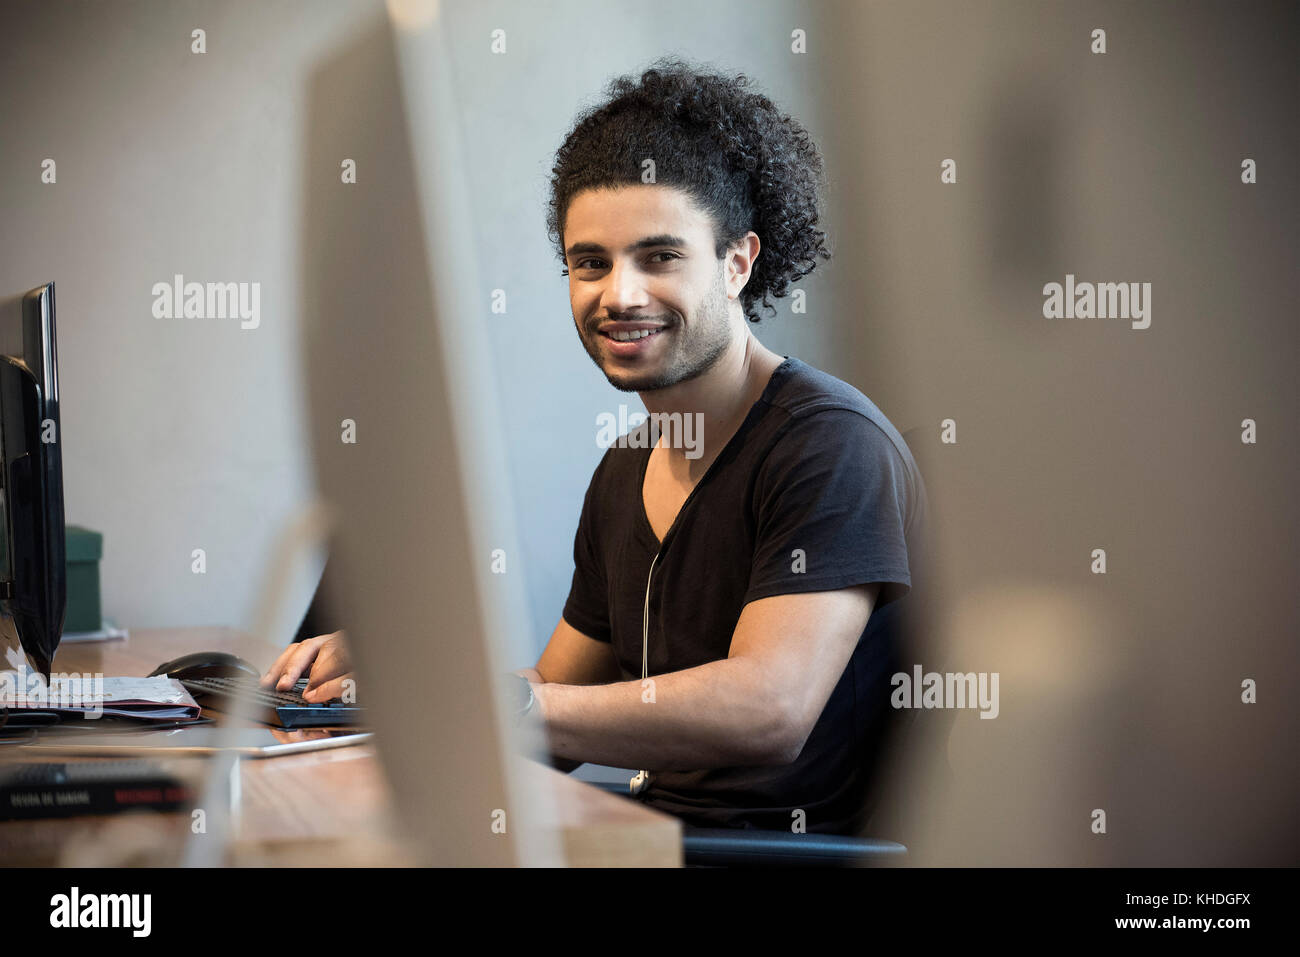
[{"xmin": 0, "ymin": 0, "xmax": 378, "ymax": 638}]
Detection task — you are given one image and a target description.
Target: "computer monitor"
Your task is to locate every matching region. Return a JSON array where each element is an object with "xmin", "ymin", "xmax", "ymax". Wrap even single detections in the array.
[
  {"xmin": 0, "ymin": 282, "xmax": 66, "ymax": 677},
  {"xmin": 295, "ymin": 6, "xmax": 562, "ymax": 866}
]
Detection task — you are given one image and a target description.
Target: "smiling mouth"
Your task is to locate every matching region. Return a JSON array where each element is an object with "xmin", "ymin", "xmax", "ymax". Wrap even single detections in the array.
[{"xmin": 602, "ymin": 327, "xmax": 666, "ymax": 342}]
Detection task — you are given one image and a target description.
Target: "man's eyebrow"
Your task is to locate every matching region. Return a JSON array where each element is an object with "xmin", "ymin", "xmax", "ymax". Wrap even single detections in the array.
[{"xmin": 565, "ymin": 234, "xmax": 691, "ymax": 259}]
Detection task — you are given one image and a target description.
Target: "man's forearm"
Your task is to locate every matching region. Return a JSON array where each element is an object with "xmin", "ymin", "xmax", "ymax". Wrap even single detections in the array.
[
  {"xmin": 511, "ymin": 667, "xmax": 582, "ymax": 771},
  {"xmin": 533, "ymin": 657, "xmax": 796, "ymax": 770}
]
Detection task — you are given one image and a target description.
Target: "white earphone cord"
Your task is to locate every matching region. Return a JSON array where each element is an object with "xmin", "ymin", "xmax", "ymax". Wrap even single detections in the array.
[{"xmin": 630, "ymin": 551, "xmax": 660, "ymax": 795}]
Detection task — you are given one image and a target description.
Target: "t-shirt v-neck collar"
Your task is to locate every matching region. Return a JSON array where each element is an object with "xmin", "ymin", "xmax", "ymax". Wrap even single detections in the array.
[{"xmin": 635, "ymin": 356, "xmax": 797, "ymax": 550}]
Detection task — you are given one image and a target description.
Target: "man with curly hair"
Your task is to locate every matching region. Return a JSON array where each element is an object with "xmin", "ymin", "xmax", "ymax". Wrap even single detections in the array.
[{"xmin": 518, "ymin": 58, "xmax": 930, "ymax": 837}]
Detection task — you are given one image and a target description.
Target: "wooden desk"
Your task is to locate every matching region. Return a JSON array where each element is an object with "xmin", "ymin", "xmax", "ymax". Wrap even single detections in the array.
[{"xmin": 0, "ymin": 627, "xmax": 681, "ymax": 867}]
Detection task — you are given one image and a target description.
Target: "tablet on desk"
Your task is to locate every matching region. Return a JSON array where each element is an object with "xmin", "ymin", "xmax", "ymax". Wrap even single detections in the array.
[{"xmin": 18, "ymin": 727, "xmax": 372, "ymax": 758}]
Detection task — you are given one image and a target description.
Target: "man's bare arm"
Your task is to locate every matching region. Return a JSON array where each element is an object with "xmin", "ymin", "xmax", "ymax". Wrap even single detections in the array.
[
  {"xmin": 533, "ymin": 584, "xmax": 880, "ymax": 770},
  {"xmin": 515, "ymin": 617, "xmax": 623, "ymax": 771},
  {"xmin": 530, "ymin": 617, "xmax": 623, "ymax": 685}
]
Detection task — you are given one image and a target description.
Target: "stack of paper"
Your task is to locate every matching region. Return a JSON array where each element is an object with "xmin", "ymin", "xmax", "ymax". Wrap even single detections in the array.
[{"xmin": 0, "ymin": 674, "xmax": 201, "ymax": 722}]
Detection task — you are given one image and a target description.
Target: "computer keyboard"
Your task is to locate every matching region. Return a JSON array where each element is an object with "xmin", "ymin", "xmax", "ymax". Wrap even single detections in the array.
[{"xmin": 178, "ymin": 676, "xmax": 364, "ymax": 729}]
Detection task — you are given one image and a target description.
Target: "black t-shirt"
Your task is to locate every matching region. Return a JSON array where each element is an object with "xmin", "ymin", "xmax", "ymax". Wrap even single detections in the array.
[{"xmin": 561, "ymin": 356, "xmax": 929, "ymax": 834}]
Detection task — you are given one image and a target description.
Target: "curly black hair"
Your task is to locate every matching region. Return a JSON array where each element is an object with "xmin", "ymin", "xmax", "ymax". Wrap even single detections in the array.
[{"xmin": 546, "ymin": 56, "xmax": 832, "ymax": 323}]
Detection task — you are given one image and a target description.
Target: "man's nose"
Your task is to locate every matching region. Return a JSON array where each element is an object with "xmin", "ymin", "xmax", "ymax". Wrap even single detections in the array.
[{"xmin": 600, "ymin": 259, "xmax": 650, "ymax": 313}]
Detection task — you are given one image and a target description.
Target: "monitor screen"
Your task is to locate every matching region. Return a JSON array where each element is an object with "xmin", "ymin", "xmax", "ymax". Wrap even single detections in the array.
[{"xmin": 0, "ymin": 282, "xmax": 66, "ymax": 676}]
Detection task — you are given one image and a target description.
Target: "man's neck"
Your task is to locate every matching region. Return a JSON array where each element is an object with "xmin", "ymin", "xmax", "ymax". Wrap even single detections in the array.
[{"xmin": 639, "ymin": 330, "xmax": 785, "ymax": 477}]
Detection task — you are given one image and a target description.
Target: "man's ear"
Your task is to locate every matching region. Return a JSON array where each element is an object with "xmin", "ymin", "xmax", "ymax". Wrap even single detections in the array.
[{"xmin": 725, "ymin": 231, "xmax": 761, "ymax": 300}]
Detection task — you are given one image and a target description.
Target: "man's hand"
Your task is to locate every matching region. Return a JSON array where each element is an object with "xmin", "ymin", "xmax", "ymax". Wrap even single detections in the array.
[{"xmin": 260, "ymin": 630, "xmax": 353, "ymax": 702}]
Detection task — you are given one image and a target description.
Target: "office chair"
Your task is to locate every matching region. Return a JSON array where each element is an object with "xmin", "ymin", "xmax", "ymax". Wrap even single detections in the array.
[{"xmin": 587, "ymin": 776, "xmax": 908, "ymax": 866}]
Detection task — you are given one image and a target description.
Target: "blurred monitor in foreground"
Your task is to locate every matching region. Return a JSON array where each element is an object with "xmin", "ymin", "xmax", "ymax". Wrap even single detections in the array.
[{"xmin": 298, "ymin": 7, "xmax": 559, "ymax": 865}]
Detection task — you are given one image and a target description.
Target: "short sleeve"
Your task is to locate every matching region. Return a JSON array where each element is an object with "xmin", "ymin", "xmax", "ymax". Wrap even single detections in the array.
[
  {"xmin": 560, "ymin": 476, "xmax": 612, "ymax": 642},
  {"xmin": 744, "ymin": 408, "xmax": 917, "ymax": 609}
]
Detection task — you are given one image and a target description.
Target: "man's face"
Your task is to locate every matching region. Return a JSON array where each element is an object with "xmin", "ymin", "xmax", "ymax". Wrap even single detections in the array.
[{"xmin": 563, "ymin": 185, "xmax": 736, "ymax": 393}]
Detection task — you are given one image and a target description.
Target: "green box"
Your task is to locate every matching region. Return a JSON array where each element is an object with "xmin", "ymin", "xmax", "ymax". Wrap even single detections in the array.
[{"xmin": 64, "ymin": 525, "xmax": 103, "ymax": 634}]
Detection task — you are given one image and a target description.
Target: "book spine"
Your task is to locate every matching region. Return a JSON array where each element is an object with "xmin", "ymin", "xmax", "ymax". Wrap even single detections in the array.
[{"xmin": 1, "ymin": 783, "xmax": 195, "ymax": 820}]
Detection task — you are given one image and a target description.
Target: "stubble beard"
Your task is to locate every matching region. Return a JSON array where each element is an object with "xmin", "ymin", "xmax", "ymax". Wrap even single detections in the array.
[{"xmin": 581, "ymin": 273, "xmax": 736, "ymax": 394}]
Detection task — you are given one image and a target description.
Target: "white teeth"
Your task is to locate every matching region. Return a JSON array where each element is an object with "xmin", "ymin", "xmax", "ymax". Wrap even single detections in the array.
[{"xmin": 609, "ymin": 328, "xmax": 658, "ymax": 342}]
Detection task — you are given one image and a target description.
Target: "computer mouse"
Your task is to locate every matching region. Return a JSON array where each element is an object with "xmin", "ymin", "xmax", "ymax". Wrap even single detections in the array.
[{"xmin": 148, "ymin": 651, "xmax": 261, "ymax": 681}]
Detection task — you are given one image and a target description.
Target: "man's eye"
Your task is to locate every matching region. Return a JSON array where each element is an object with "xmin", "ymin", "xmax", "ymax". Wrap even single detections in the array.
[{"xmin": 571, "ymin": 253, "xmax": 678, "ymax": 271}]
